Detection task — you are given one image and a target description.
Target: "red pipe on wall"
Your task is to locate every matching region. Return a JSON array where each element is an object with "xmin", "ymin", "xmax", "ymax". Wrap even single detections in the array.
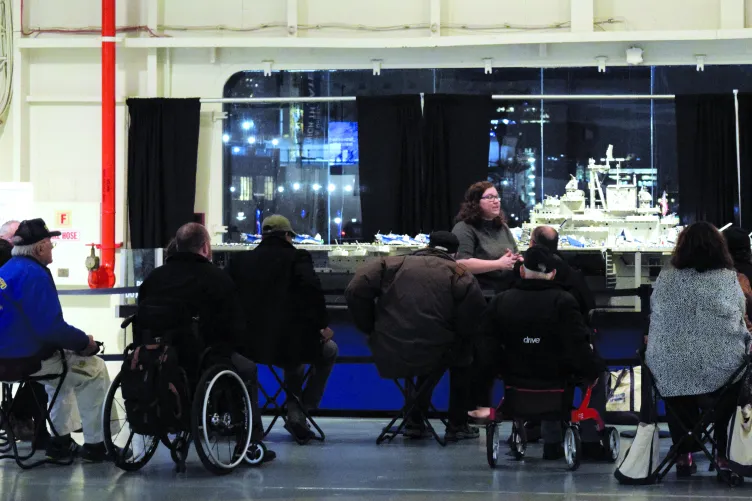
[{"xmin": 89, "ymin": 0, "xmax": 116, "ymax": 289}]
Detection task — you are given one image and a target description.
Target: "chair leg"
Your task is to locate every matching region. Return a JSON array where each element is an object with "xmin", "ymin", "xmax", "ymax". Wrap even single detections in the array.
[{"xmin": 264, "ymin": 365, "xmax": 326, "ymax": 444}]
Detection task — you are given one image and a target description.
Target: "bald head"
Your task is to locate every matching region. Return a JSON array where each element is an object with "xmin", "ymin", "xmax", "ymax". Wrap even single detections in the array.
[
  {"xmin": 0, "ymin": 220, "xmax": 20, "ymax": 244},
  {"xmin": 175, "ymin": 223, "xmax": 211, "ymax": 259},
  {"xmin": 531, "ymin": 226, "xmax": 559, "ymax": 252}
]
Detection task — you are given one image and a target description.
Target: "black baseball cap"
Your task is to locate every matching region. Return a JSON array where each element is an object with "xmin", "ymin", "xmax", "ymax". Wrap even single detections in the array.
[
  {"xmin": 724, "ymin": 226, "xmax": 750, "ymax": 253},
  {"xmin": 12, "ymin": 218, "xmax": 60, "ymax": 246},
  {"xmin": 429, "ymin": 231, "xmax": 460, "ymax": 254},
  {"xmin": 523, "ymin": 245, "xmax": 556, "ymax": 274}
]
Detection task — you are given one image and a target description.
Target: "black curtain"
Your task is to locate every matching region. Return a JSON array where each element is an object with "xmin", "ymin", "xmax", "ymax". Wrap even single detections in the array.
[
  {"xmin": 423, "ymin": 95, "xmax": 493, "ymax": 231},
  {"xmin": 736, "ymin": 94, "xmax": 752, "ymax": 229},
  {"xmin": 127, "ymin": 98, "xmax": 201, "ymax": 249},
  {"xmin": 675, "ymin": 94, "xmax": 740, "ymax": 226},
  {"xmin": 357, "ymin": 96, "xmax": 424, "ymax": 238}
]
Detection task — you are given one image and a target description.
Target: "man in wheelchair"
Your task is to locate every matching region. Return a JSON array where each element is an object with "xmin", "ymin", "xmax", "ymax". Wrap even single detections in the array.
[
  {"xmin": 0, "ymin": 218, "xmax": 111, "ymax": 462},
  {"xmin": 471, "ymin": 246, "xmax": 606, "ymax": 460},
  {"xmin": 136, "ymin": 223, "xmax": 275, "ymax": 463}
]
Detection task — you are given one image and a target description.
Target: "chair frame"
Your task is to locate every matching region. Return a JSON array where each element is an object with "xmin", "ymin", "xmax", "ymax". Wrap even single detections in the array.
[
  {"xmin": 259, "ymin": 364, "xmax": 325, "ymax": 445},
  {"xmin": 642, "ymin": 354, "xmax": 749, "ymax": 484},
  {"xmin": 376, "ymin": 368, "xmax": 449, "ymax": 447},
  {"xmin": 0, "ymin": 350, "xmax": 72, "ymax": 469}
]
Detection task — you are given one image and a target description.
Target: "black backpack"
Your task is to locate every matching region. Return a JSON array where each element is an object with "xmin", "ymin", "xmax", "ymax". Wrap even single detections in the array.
[{"xmin": 120, "ymin": 342, "xmax": 191, "ymax": 436}]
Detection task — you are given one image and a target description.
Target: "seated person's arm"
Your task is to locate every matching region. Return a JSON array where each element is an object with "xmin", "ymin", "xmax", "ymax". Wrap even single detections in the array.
[
  {"xmin": 344, "ymin": 259, "xmax": 384, "ymax": 335},
  {"xmin": 27, "ymin": 278, "xmax": 89, "ymax": 352},
  {"xmin": 293, "ymin": 250, "xmax": 329, "ymax": 332},
  {"xmin": 558, "ymin": 293, "xmax": 605, "ymax": 381}
]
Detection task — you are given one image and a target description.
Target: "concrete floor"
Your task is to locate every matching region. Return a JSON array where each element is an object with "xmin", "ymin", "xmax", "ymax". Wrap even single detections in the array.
[{"xmin": 0, "ymin": 419, "xmax": 748, "ymax": 501}]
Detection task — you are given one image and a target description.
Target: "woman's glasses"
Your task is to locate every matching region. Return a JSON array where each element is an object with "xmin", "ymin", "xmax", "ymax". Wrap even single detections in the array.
[{"xmin": 481, "ymin": 195, "xmax": 501, "ymax": 201}]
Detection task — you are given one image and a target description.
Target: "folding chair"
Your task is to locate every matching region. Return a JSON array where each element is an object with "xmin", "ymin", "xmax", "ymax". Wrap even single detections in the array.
[
  {"xmin": 0, "ymin": 350, "xmax": 73, "ymax": 469},
  {"xmin": 259, "ymin": 365, "xmax": 325, "ymax": 445},
  {"xmin": 642, "ymin": 353, "xmax": 749, "ymax": 485},
  {"xmin": 376, "ymin": 367, "xmax": 449, "ymax": 447}
]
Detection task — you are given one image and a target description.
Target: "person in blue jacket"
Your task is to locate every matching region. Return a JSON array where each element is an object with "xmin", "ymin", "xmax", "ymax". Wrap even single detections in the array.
[{"xmin": 0, "ymin": 218, "xmax": 112, "ymax": 462}]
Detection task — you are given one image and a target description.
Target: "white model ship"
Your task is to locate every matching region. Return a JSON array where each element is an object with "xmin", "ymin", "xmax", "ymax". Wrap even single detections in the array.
[{"xmin": 524, "ymin": 145, "xmax": 680, "ymax": 248}]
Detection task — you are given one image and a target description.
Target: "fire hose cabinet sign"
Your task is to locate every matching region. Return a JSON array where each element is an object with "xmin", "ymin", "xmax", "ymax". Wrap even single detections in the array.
[{"xmin": 52, "ymin": 230, "xmax": 81, "ymax": 242}]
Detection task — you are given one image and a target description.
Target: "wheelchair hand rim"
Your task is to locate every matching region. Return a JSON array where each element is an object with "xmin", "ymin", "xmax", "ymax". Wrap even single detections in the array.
[{"xmin": 200, "ymin": 369, "xmax": 253, "ymax": 470}]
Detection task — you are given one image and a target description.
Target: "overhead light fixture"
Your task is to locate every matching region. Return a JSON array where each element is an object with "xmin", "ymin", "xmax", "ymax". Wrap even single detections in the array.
[
  {"xmin": 327, "ymin": 184, "xmax": 336, "ymax": 193},
  {"xmin": 247, "ymin": 136, "xmax": 256, "ymax": 144},
  {"xmin": 222, "ymin": 134, "xmax": 230, "ymax": 143},
  {"xmin": 344, "ymin": 185, "xmax": 353, "ymax": 192},
  {"xmin": 293, "ymin": 182, "xmax": 301, "ymax": 191},
  {"xmin": 312, "ymin": 183, "xmax": 322, "ymax": 191},
  {"xmin": 277, "ymin": 186, "xmax": 284, "ymax": 193},
  {"xmin": 232, "ymin": 146, "xmax": 240, "ymax": 154},
  {"xmin": 242, "ymin": 121, "xmax": 253, "ymax": 130},
  {"xmin": 229, "ymin": 186, "xmax": 236, "ymax": 192},
  {"xmin": 271, "ymin": 139, "xmax": 279, "ymax": 146},
  {"xmin": 334, "ymin": 217, "xmax": 342, "ymax": 225}
]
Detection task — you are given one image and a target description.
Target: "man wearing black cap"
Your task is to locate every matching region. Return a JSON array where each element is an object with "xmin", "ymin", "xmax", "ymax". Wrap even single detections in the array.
[
  {"xmin": 472, "ymin": 245, "xmax": 605, "ymax": 459},
  {"xmin": 346, "ymin": 230, "xmax": 487, "ymax": 441},
  {"xmin": 0, "ymin": 218, "xmax": 111, "ymax": 461},
  {"xmin": 228, "ymin": 215, "xmax": 337, "ymax": 443}
]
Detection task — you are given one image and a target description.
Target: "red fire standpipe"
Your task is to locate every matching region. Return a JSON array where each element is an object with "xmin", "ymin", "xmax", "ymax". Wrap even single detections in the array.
[{"xmin": 89, "ymin": 0, "xmax": 116, "ymax": 288}]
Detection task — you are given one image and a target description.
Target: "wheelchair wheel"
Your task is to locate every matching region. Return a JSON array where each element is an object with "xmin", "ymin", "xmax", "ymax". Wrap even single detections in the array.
[
  {"xmin": 244, "ymin": 442, "xmax": 266, "ymax": 467},
  {"xmin": 191, "ymin": 365, "xmax": 253, "ymax": 475},
  {"xmin": 602, "ymin": 427, "xmax": 620, "ymax": 463},
  {"xmin": 510, "ymin": 420, "xmax": 526, "ymax": 461},
  {"xmin": 486, "ymin": 423, "xmax": 500, "ymax": 468},
  {"xmin": 564, "ymin": 425, "xmax": 582, "ymax": 471},
  {"xmin": 102, "ymin": 373, "xmax": 159, "ymax": 471}
]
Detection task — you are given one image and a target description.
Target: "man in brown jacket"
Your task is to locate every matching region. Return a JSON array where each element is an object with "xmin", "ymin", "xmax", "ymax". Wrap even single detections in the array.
[{"xmin": 345, "ymin": 231, "xmax": 487, "ymax": 441}]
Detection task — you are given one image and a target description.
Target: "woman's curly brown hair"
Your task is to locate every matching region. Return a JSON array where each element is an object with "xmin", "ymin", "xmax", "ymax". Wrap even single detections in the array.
[
  {"xmin": 455, "ymin": 181, "xmax": 506, "ymax": 228},
  {"xmin": 671, "ymin": 221, "xmax": 734, "ymax": 273}
]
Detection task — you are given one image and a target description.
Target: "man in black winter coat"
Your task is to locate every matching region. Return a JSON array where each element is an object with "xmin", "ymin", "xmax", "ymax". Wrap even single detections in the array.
[
  {"xmin": 475, "ymin": 246, "xmax": 606, "ymax": 460},
  {"xmin": 137, "ymin": 223, "xmax": 274, "ymax": 461},
  {"xmin": 227, "ymin": 215, "xmax": 337, "ymax": 443}
]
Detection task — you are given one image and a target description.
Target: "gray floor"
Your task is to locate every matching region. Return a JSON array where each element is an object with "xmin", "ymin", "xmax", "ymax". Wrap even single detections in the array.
[{"xmin": 0, "ymin": 419, "xmax": 748, "ymax": 501}]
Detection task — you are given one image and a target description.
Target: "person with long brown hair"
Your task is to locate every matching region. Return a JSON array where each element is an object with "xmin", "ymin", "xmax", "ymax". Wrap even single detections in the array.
[
  {"xmin": 646, "ymin": 221, "xmax": 750, "ymax": 477},
  {"xmin": 452, "ymin": 181, "xmax": 521, "ymax": 291}
]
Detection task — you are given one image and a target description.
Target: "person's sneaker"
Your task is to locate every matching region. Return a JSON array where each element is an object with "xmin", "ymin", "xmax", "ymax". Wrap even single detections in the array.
[
  {"xmin": 10, "ymin": 418, "xmax": 36, "ymax": 442},
  {"xmin": 263, "ymin": 448, "xmax": 277, "ymax": 463},
  {"xmin": 543, "ymin": 443, "xmax": 565, "ymax": 460},
  {"xmin": 80, "ymin": 442, "xmax": 109, "ymax": 462},
  {"xmin": 45, "ymin": 435, "xmax": 79, "ymax": 461},
  {"xmin": 284, "ymin": 421, "xmax": 315, "ymax": 443},
  {"xmin": 445, "ymin": 424, "xmax": 480, "ymax": 442},
  {"xmin": 404, "ymin": 422, "xmax": 431, "ymax": 439},
  {"xmin": 676, "ymin": 453, "xmax": 697, "ymax": 477}
]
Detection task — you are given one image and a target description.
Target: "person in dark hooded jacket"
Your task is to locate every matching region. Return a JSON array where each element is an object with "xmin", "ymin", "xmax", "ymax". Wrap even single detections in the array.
[
  {"xmin": 345, "ymin": 231, "xmax": 487, "ymax": 441},
  {"xmin": 471, "ymin": 246, "xmax": 606, "ymax": 460}
]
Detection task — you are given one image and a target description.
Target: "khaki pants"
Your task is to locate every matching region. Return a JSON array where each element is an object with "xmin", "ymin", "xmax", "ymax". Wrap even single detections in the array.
[{"xmin": 30, "ymin": 352, "xmax": 110, "ymax": 444}]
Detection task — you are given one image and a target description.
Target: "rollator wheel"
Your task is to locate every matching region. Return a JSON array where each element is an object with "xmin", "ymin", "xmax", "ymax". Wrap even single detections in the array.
[
  {"xmin": 191, "ymin": 365, "xmax": 253, "ymax": 476},
  {"xmin": 103, "ymin": 373, "xmax": 159, "ymax": 471},
  {"xmin": 602, "ymin": 427, "xmax": 621, "ymax": 463},
  {"xmin": 244, "ymin": 442, "xmax": 266, "ymax": 467},
  {"xmin": 510, "ymin": 420, "xmax": 526, "ymax": 461},
  {"xmin": 564, "ymin": 426, "xmax": 582, "ymax": 471},
  {"xmin": 486, "ymin": 423, "xmax": 500, "ymax": 468}
]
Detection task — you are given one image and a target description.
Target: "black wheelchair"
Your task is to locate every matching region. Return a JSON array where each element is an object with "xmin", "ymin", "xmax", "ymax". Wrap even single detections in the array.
[{"xmin": 102, "ymin": 303, "xmax": 266, "ymax": 475}]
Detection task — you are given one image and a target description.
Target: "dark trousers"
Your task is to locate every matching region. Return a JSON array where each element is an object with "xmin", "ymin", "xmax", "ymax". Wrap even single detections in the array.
[
  {"xmin": 664, "ymin": 381, "xmax": 741, "ymax": 456},
  {"xmin": 230, "ymin": 353, "xmax": 265, "ymax": 442},
  {"xmin": 284, "ymin": 340, "xmax": 338, "ymax": 424},
  {"xmin": 409, "ymin": 365, "xmax": 474, "ymax": 428}
]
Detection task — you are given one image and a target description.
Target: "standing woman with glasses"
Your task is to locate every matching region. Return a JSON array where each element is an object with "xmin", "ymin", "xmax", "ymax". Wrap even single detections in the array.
[{"xmin": 452, "ymin": 181, "xmax": 522, "ymax": 292}]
